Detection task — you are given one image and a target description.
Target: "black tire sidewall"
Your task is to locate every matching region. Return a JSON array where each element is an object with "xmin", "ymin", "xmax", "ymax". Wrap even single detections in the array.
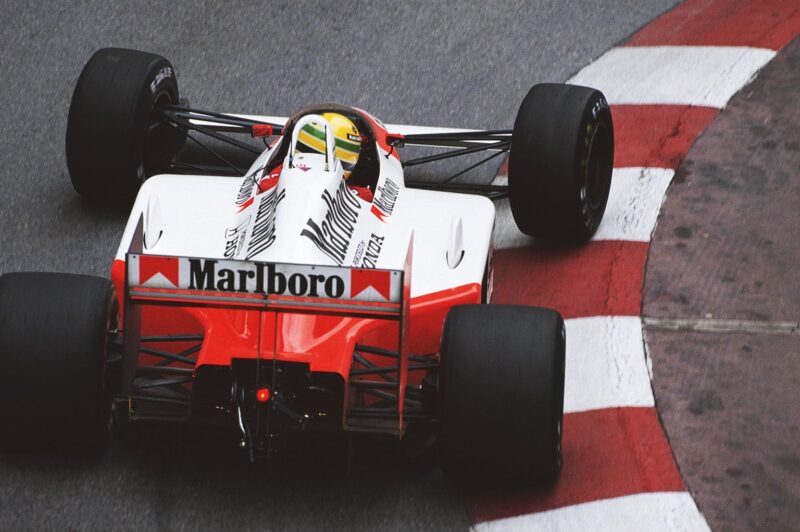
[
  {"xmin": 509, "ymin": 83, "xmax": 614, "ymax": 241},
  {"xmin": 437, "ymin": 304, "xmax": 565, "ymax": 484},
  {"xmin": 0, "ymin": 273, "xmax": 117, "ymax": 452},
  {"xmin": 574, "ymin": 93, "xmax": 613, "ymax": 238},
  {"xmin": 66, "ymin": 48, "xmax": 181, "ymax": 204}
]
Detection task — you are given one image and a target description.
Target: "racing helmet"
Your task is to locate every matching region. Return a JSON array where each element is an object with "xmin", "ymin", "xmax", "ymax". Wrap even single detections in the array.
[{"xmin": 296, "ymin": 112, "xmax": 361, "ymax": 179}]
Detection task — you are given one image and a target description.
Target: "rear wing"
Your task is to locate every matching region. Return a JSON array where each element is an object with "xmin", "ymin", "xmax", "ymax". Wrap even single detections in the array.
[
  {"xmin": 127, "ymin": 253, "xmax": 406, "ymax": 319},
  {"xmin": 120, "ymin": 216, "xmax": 415, "ymax": 431}
]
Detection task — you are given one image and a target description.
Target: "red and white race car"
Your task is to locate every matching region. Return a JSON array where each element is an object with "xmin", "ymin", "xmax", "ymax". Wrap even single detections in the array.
[{"xmin": 0, "ymin": 48, "xmax": 613, "ymax": 483}]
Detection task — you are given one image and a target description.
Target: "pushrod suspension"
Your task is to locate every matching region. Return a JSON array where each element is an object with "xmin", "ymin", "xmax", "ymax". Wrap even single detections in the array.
[{"xmin": 402, "ymin": 140, "xmax": 510, "ymax": 167}]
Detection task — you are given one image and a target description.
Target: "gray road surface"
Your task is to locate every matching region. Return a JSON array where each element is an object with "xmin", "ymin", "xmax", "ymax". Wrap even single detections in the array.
[{"xmin": 644, "ymin": 37, "xmax": 800, "ymax": 532}]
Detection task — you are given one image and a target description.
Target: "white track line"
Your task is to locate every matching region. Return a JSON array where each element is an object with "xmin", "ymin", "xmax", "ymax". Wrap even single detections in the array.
[
  {"xmin": 565, "ymin": 316, "xmax": 654, "ymax": 414},
  {"xmin": 490, "ymin": 196, "xmax": 528, "ymax": 250},
  {"xmin": 568, "ymin": 46, "xmax": 775, "ymax": 108},
  {"xmin": 472, "ymin": 492, "xmax": 710, "ymax": 532},
  {"xmin": 492, "ymin": 167, "xmax": 672, "ymax": 248}
]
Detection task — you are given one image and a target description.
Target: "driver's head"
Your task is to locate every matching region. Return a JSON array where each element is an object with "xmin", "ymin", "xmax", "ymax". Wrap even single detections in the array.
[{"xmin": 296, "ymin": 112, "xmax": 361, "ymax": 179}]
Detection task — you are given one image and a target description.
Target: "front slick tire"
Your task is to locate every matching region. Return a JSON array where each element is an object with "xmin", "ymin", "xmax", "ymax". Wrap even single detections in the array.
[
  {"xmin": 437, "ymin": 304, "xmax": 565, "ymax": 485},
  {"xmin": 66, "ymin": 48, "xmax": 183, "ymax": 206},
  {"xmin": 0, "ymin": 273, "xmax": 117, "ymax": 454},
  {"xmin": 509, "ymin": 83, "xmax": 614, "ymax": 242}
]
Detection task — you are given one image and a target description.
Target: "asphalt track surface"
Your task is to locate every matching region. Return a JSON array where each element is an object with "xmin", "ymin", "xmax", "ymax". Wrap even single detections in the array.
[
  {"xmin": 644, "ymin": 37, "xmax": 800, "ymax": 532},
  {"xmin": 0, "ymin": 2, "xmax": 682, "ymax": 529}
]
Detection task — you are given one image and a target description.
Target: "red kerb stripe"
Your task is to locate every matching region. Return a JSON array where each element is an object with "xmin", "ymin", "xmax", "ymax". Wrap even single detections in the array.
[
  {"xmin": 626, "ymin": 0, "xmax": 800, "ymax": 51},
  {"xmin": 612, "ymin": 105, "xmax": 719, "ymax": 169},
  {"xmin": 492, "ymin": 241, "xmax": 648, "ymax": 319},
  {"xmin": 468, "ymin": 407, "xmax": 686, "ymax": 523}
]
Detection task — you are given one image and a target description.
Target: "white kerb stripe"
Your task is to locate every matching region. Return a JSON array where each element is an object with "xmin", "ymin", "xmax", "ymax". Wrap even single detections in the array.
[
  {"xmin": 490, "ymin": 193, "xmax": 530, "ymax": 250},
  {"xmin": 568, "ymin": 46, "xmax": 776, "ymax": 108},
  {"xmin": 565, "ymin": 316, "xmax": 654, "ymax": 413},
  {"xmin": 593, "ymin": 167, "xmax": 674, "ymax": 242},
  {"xmin": 472, "ymin": 491, "xmax": 710, "ymax": 532},
  {"xmin": 491, "ymin": 167, "xmax": 671, "ymax": 248}
]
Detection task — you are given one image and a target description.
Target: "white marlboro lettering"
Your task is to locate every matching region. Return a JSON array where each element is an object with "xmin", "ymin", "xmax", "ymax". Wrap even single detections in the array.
[{"xmin": 128, "ymin": 254, "xmax": 401, "ymax": 304}]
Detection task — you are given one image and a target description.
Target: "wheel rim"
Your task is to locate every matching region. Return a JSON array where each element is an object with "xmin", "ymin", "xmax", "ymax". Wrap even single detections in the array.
[
  {"xmin": 142, "ymin": 87, "xmax": 179, "ymax": 177},
  {"xmin": 585, "ymin": 121, "xmax": 613, "ymax": 210},
  {"xmin": 148, "ymin": 88, "xmax": 174, "ymax": 139}
]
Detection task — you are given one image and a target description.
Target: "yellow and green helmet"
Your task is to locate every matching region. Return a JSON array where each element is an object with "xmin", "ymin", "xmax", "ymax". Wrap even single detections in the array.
[{"xmin": 296, "ymin": 112, "xmax": 362, "ymax": 179}]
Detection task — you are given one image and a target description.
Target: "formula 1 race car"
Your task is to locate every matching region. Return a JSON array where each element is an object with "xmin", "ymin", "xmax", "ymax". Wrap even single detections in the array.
[{"xmin": 0, "ymin": 48, "xmax": 613, "ymax": 483}]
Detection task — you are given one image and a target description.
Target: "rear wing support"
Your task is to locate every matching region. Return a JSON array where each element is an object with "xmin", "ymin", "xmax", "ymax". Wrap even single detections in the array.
[{"xmin": 342, "ymin": 237, "xmax": 415, "ymax": 435}]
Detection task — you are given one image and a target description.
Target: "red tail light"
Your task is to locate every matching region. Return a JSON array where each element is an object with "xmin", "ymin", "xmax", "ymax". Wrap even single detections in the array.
[{"xmin": 256, "ymin": 388, "xmax": 270, "ymax": 403}]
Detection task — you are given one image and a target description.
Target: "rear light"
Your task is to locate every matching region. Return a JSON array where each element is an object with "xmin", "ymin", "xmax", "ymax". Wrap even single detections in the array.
[{"xmin": 256, "ymin": 387, "xmax": 270, "ymax": 403}]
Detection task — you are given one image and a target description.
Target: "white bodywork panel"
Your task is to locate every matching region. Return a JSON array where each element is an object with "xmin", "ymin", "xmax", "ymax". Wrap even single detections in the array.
[{"xmin": 116, "ymin": 141, "xmax": 495, "ymax": 299}]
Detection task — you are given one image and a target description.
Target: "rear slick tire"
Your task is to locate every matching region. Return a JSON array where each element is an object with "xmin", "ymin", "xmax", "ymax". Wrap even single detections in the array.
[
  {"xmin": 437, "ymin": 304, "xmax": 565, "ymax": 484},
  {"xmin": 0, "ymin": 273, "xmax": 117, "ymax": 453}
]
